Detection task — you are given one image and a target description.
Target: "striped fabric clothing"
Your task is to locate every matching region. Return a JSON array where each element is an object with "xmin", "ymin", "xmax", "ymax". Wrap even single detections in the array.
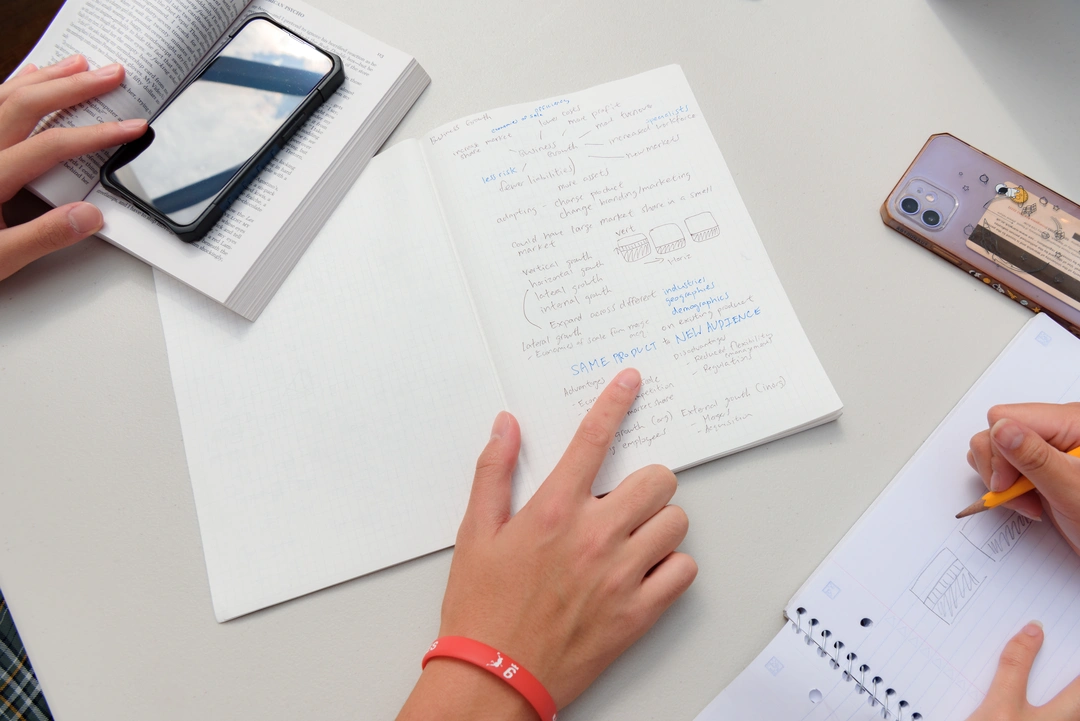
[{"xmin": 0, "ymin": 591, "xmax": 53, "ymax": 721}]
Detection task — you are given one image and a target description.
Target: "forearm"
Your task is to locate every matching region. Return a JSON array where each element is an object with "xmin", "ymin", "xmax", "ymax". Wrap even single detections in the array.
[{"xmin": 397, "ymin": 658, "xmax": 535, "ymax": 721}]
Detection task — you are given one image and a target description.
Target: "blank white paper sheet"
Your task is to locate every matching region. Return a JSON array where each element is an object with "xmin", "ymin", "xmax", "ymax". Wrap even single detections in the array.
[{"xmin": 156, "ymin": 142, "xmax": 503, "ymax": 621}]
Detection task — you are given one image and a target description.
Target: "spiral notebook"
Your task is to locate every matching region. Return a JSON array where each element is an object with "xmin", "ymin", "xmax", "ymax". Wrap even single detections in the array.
[{"xmin": 697, "ymin": 313, "xmax": 1080, "ymax": 721}]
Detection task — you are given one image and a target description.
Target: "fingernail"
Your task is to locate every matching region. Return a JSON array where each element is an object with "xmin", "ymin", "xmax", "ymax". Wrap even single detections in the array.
[
  {"xmin": 68, "ymin": 203, "xmax": 103, "ymax": 234},
  {"xmin": 1022, "ymin": 620, "xmax": 1043, "ymax": 636},
  {"xmin": 16, "ymin": 63, "xmax": 38, "ymax": 76},
  {"xmin": 490, "ymin": 411, "xmax": 510, "ymax": 440},
  {"xmin": 990, "ymin": 469, "xmax": 1006, "ymax": 493},
  {"xmin": 57, "ymin": 55, "xmax": 83, "ymax": 69},
  {"xmin": 119, "ymin": 118, "xmax": 147, "ymax": 131},
  {"xmin": 991, "ymin": 418, "xmax": 1024, "ymax": 451},
  {"xmin": 615, "ymin": 368, "xmax": 641, "ymax": 390},
  {"xmin": 93, "ymin": 63, "xmax": 122, "ymax": 78}
]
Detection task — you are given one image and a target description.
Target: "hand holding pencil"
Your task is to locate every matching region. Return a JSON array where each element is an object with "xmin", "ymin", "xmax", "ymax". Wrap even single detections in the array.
[
  {"xmin": 964, "ymin": 403, "xmax": 1080, "ymax": 556},
  {"xmin": 962, "ymin": 403, "xmax": 1080, "ymax": 721}
]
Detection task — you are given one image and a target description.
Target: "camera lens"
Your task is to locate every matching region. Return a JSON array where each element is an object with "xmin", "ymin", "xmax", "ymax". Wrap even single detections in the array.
[
  {"xmin": 900, "ymin": 197, "xmax": 920, "ymax": 214},
  {"xmin": 922, "ymin": 209, "xmax": 941, "ymax": 227}
]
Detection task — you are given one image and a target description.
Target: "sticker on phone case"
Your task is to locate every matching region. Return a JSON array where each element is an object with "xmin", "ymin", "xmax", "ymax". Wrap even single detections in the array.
[{"xmin": 966, "ymin": 181, "xmax": 1080, "ymax": 312}]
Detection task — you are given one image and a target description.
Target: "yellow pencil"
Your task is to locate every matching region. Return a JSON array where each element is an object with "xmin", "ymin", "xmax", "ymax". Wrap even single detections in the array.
[{"xmin": 955, "ymin": 446, "xmax": 1080, "ymax": 518}]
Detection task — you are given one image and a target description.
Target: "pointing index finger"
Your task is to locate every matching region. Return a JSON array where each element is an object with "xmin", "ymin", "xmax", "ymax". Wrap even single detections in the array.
[{"xmin": 547, "ymin": 368, "xmax": 641, "ymax": 496}]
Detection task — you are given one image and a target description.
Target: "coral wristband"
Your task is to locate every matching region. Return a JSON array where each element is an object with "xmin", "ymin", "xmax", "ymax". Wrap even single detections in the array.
[{"xmin": 422, "ymin": 636, "xmax": 557, "ymax": 721}]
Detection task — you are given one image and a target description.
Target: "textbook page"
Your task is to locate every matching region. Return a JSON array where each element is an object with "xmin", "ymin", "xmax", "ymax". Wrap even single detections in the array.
[
  {"xmin": 155, "ymin": 140, "xmax": 505, "ymax": 621},
  {"xmin": 423, "ymin": 66, "xmax": 842, "ymax": 495},
  {"xmin": 698, "ymin": 314, "xmax": 1080, "ymax": 720},
  {"xmin": 90, "ymin": 0, "xmax": 415, "ymax": 308},
  {"xmin": 20, "ymin": 0, "xmax": 249, "ymax": 206}
]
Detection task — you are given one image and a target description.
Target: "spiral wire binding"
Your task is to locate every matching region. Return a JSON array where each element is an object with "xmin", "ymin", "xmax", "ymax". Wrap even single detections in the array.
[{"xmin": 790, "ymin": 608, "xmax": 922, "ymax": 720}]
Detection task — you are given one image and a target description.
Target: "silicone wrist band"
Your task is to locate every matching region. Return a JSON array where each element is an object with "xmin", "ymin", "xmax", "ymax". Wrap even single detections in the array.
[{"xmin": 422, "ymin": 636, "xmax": 558, "ymax": 721}]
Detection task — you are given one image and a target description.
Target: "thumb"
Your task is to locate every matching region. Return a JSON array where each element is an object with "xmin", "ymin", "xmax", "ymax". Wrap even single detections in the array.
[
  {"xmin": 463, "ymin": 411, "xmax": 521, "ymax": 533},
  {"xmin": 0, "ymin": 202, "xmax": 103, "ymax": 280},
  {"xmin": 991, "ymin": 418, "xmax": 1080, "ymax": 510},
  {"xmin": 984, "ymin": 621, "xmax": 1043, "ymax": 708}
]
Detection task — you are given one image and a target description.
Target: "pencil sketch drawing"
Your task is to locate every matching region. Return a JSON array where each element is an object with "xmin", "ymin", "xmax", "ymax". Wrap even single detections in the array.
[
  {"xmin": 960, "ymin": 508, "xmax": 1033, "ymax": 561},
  {"xmin": 685, "ymin": 211, "xmax": 719, "ymax": 242},
  {"xmin": 910, "ymin": 549, "xmax": 982, "ymax": 624}
]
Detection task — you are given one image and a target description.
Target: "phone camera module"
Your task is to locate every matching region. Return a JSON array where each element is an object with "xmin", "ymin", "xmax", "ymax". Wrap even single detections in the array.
[
  {"xmin": 922, "ymin": 209, "xmax": 941, "ymax": 227},
  {"xmin": 900, "ymin": 197, "xmax": 920, "ymax": 215}
]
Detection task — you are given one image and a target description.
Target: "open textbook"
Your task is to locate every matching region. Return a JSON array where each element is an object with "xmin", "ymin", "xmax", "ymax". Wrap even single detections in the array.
[
  {"xmin": 155, "ymin": 65, "xmax": 843, "ymax": 620},
  {"xmin": 18, "ymin": 0, "xmax": 428, "ymax": 319},
  {"xmin": 698, "ymin": 313, "xmax": 1080, "ymax": 721}
]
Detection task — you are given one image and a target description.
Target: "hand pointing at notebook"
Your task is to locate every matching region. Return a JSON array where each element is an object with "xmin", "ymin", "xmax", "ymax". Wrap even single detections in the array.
[
  {"xmin": 967, "ymin": 403, "xmax": 1080, "ymax": 556},
  {"xmin": 397, "ymin": 368, "xmax": 697, "ymax": 720},
  {"xmin": 0, "ymin": 55, "xmax": 147, "ymax": 281}
]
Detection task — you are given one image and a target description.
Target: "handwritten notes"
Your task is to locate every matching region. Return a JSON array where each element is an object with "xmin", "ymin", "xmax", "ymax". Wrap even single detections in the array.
[{"xmin": 422, "ymin": 65, "xmax": 840, "ymax": 494}]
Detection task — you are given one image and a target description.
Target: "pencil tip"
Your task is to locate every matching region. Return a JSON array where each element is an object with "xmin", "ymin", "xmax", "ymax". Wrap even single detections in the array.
[{"xmin": 955, "ymin": 500, "xmax": 988, "ymax": 519}]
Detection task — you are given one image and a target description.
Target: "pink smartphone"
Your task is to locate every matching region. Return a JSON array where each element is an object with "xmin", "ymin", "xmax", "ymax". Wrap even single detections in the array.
[{"xmin": 881, "ymin": 134, "xmax": 1080, "ymax": 336}]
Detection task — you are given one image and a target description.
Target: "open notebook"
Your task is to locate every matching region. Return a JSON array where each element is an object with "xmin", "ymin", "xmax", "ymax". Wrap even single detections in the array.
[
  {"xmin": 697, "ymin": 313, "xmax": 1080, "ymax": 720},
  {"xmin": 156, "ymin": 66, "xmax": 842, "ymax": 621}
]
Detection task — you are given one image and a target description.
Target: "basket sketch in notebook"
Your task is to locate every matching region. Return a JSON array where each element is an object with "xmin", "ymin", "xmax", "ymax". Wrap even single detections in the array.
[
  {"xmin": 615, "ymin": 233, "xmax": 651, "ymax": 262},
  {"xmin": 959, "ymin": 509, "xmax": 1033, "ymax": 562},
  {"xmin": 790, "ymin": 607, "xmax": 923, "ymax": 720},
  {"xmin": 686, "ymin": 211, "xmax": 719, "ymax": 242},
  {"xmin": 910, "ymin": 549, "xmax": 983, "ymax": 624},
  {"xmin": 650, "ymin": 223, "xmax": 686, "ymax": 254}
]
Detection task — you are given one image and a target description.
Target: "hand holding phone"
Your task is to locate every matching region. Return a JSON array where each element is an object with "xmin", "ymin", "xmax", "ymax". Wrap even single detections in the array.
[{"xmin": 101, "ymin": 14, "xmax": 344, "ymax": 243}]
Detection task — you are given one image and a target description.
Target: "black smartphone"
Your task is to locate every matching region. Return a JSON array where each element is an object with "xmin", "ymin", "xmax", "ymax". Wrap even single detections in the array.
[{"xmin": 100, "ymin": 14, "xmax": 344, "ymax": 243}]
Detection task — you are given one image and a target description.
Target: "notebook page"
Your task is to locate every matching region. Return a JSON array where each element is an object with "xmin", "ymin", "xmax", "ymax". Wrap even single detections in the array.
[
  {"xmin": 698, "ymin": 314, "xmax": 1080, "ymax": 720},
  {"xmin": 695, "ymin": 622, "xmax": 901, "ymax": 721},
  {"xmin": 421, "ymin": 66, "xmax": 842, "ymax": 495},
  {"xmin": 155, "ymin": 140, "xmax": 503, "ymax": 621}
]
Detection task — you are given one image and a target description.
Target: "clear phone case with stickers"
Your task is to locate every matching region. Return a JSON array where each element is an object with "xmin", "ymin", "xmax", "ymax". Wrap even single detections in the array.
[{"xmin": 881, "ymin": 133, "xmax": 1080, "ymax": 336}]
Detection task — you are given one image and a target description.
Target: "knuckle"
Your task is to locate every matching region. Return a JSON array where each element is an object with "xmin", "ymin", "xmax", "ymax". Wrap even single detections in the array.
[
  {"xmin": 998, "ymin": 640, "xmax": 1032, "ymax": 671},
  {"xmin": 35, "ymin": 127, "xmax": 67, "ymax": 155},
  {"xmin": 473, "ymin": 443, "xmax": 503, "ymax": 477},
  {"xmin": 987, "ymin": 404, "xmax": 1009, "ymax": 424},
  {"xmin": 647, "ymin": 508, "xmax": 688, "ymax": 554},
  {"xmin": 646, "ymin": 464, "xmax": 677, "ymax": 496},
  {"xmin": 682, "ymin": 554, "xmax": 699, "ymax": 581},
  {"xmin": 670, "ymin": 553, "xmax": 699, "ymax": 589},
  {"xmin": 579, "ymin": 523, "xmax": 615, "ymax": 561},
  {"xmin": 35, "ymin": 217, "xmax": 75, "ymax": 253},
  {"xmin": 534, "ymin": 499, "xmax": 569, "ymax": 534},
  {"xmin": 667, "ymin": 505, "xmax": 690, "ymax": 535},
  {"xmin": 7, "ymin": 86, "xmax": 32, "ymax": 110},
  {"xmin": 619, "ymin": 603, "xmax": 649, "ymax": 631},
  {"xmin": 1018, "ymin": 438, "xmax": 1051, "ymax": 471},
  {"xmin": 577, "ymin": 417, "xmax": 612, "ymax": 452},
  {"xmin": 60, "ymin": 72, "xmax": 87, "ymax": 93}
]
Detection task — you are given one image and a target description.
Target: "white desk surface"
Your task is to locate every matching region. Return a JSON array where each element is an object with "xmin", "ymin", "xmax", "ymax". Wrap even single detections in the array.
[{"xmin": 3, "ymin": 0, "xmax": 1079, "ymax": 718}]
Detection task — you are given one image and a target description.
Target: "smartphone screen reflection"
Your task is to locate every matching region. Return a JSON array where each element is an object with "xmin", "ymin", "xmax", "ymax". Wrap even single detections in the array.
[{"xmin": 112, "ymin": 18, "xmax": 332, "ymax": 225}]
